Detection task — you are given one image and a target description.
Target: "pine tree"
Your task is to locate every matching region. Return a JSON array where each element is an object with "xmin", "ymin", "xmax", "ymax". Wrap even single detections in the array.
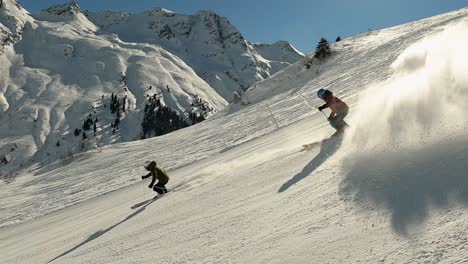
[
  {"xmin": 336, "ymin": 36, "xmax": 341, "ymax": 42},
  {"xmin": 114, "ymin": 117, "xmax": 120, "ymax": 129},
  {"xmin": 141, "ymin": 96, "xmax": 189, "ymax": 139},
  {"xmin": 188, "ymin": 94, "xmax": 211, "ymax": 124},
  {"xmin": 314, "ymin": 37, "xmax": 331, "ymax": 61},
  {"xmin": 116, "ymin": 101, "xmax": 121, "ymax": 118},
  {"xmin": 82, "ymin": 117, "xmax": 93, "ymax": 131},
  {"xmin": 110, "ymin": 93, "xmax": 115, "ymax": 114}
]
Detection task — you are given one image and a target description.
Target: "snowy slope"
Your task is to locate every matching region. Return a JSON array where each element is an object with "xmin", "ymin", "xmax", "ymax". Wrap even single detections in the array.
[
  {"xmin": 0, "ymin": 1, "xmax": 227, "ymax": 177},
  {"xmin": 2, "ymin": 7, "xmax": 468, "ymax": 264},
  {"xmin": 84, "ymin": 8, "xmax": 304, "ymax": 99}
]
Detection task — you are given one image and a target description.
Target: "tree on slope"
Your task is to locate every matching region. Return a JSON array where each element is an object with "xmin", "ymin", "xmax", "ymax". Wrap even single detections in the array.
[
  {"xmin": 314, "ymin": 37, "xmax": 331, "ymax": 60},
  {"xmin": 141, "ymin": 96, "xmax": 189, "ymax": 139}
]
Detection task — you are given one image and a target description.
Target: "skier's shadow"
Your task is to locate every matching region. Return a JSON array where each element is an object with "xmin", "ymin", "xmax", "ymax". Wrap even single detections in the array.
[
  {"xmin": 47, "ymin": 199, "xmax": 155, "ymax": 263},
  {"xmin": 278, "ymin": 136, "xmax": 343, "ymax": 193}
]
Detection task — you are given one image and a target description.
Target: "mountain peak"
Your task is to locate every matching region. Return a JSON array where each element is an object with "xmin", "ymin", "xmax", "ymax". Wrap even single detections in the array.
[
  {"xmin": 41, "ymin": 1, "xmax": 81, "ymax": 17},
  {"xmin": 152, "ymin": 7, "xmax": 174, "ymax": 14},
  {"xmin": 272, "ymin": 40, "xmax": 290, "ymax": 46},
  {"xmin": 143, "ymin": 7, "xmax": 175, "ymax": 17},
  {"xmin": 0, "ymin": 0, "xmax": 30, "ymax": 42},
  {"xmin": 252, "ymin": 41, "xmax": 304, "ymax": 63},
  {"xmin": 36, "ymin": 1, "xmax": 97, "ymax": 29},
  {"xmin": 0, "ymin": 0, "xmax": 22, "ymax": 10},
  {"xmin": 195, "ymin": 10, "xmax": 219, "ymax": 18}
]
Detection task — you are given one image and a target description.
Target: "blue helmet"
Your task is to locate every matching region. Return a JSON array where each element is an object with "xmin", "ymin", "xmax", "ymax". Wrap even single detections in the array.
[{"xmin": 317, "ymin": 88, "xmax": 326, "ymax": 99}]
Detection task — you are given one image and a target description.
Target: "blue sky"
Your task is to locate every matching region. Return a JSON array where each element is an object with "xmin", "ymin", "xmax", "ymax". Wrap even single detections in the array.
[{"xmin": 20, "ymin": 0, "xmax": 467, "ymax": 53}]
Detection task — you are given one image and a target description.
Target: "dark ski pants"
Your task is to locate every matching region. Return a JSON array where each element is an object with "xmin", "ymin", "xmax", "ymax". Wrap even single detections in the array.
[
  {"xmin": 153, "ymin": 181, "xmax": 168, "ymax": 194},
  {"xmin": 329, "ymin": 108, "xmax": 349, "ymax": 131}
]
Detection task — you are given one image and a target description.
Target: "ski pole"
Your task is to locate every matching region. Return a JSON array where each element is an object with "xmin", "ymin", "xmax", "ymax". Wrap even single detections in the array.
[
  {"xmin": 299, "ymin": 93, "xmax": 328, "ymax": 120},
  {"xmin": 313, "ymin": 102, "xmax": 330, "ymax": 121}
]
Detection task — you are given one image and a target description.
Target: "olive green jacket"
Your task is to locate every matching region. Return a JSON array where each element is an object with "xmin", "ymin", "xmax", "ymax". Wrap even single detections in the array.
[{"xmin": 143, "ymin": 162, "xmax": 169, "ymax": 184}]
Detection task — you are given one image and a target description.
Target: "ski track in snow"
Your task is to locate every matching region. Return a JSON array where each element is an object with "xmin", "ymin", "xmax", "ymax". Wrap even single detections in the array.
[{"xmin": 1, "ymin": 6, "xmax": 468, "ymax": 264}]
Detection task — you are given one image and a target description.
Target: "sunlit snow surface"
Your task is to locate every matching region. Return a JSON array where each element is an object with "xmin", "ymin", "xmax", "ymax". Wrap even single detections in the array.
[{"xmin": 1, "ymin": 6, "xmax": 468, "ymax": 264}]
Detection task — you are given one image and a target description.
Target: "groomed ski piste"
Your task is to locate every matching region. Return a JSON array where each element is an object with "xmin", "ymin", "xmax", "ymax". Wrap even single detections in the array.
[{"xmin": 1, "ymin": 7, "xmax": 468, "ymax": 264}]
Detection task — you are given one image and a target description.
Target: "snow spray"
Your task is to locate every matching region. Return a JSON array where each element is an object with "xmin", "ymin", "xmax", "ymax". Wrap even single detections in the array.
[{"xmin": 344, "ymin": 24, "xmax": 468, "ymax": 151}]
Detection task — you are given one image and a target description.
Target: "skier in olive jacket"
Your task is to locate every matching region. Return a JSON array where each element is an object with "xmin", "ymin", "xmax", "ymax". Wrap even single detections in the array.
[{"xmin": 142, "ymin": 161, "xmax": 169, "ymax": 194}]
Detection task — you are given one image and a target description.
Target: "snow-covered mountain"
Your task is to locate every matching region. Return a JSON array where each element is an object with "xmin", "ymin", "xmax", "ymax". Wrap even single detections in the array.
[
  {"xmin": 0, "ymin": 1, "xmax": 227, "ymax": 175},
  {"xmin": 252, "ymin": 40, "xmax": 305, "ymax": 64},
  {"xmin": 84, "ymin": 8, "xmax": 304, "ymax": 99},
  {"xmin": 2, "ymin": 4, "xmax": 468, "ymax": 264}
]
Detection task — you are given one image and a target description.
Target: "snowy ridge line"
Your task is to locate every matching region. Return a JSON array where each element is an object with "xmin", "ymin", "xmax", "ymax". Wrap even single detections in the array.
[{"xmin": 83, "ymin": 6, "xmax": 304, "ymax": 99}]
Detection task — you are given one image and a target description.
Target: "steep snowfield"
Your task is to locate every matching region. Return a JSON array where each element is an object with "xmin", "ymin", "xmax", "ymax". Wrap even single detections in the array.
[
  {"xmin": 84, "ymin": 8, "xmax": 304, "ymax": 99},
  {"xmin": 0, "ymin": 2, "xmax": 227, "ymax": 176},
  {"xmin": 1, "ymin": 7, "xmax": 468, "ymax": 264}
]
